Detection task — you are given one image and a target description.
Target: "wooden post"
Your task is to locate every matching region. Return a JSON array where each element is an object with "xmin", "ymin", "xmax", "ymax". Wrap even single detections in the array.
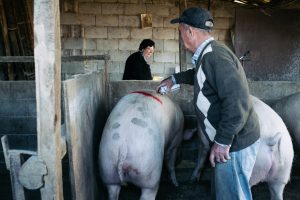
[
  {"xmin": 34, "ymin": 0, "xmax": 63, "ymax": 199},
  {"xmin": 179, "ymin": 0, "xmax": 187, "ymax": 72}
]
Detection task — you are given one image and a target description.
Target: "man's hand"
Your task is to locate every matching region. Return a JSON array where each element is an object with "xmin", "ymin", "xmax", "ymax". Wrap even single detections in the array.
[
  {"xmin": 156, "ymin": 76, "xmax": 174, "ymax": 94},
  {"xmin": 209, "ymin": 142, "xmax": 231, "ymax": 167}
]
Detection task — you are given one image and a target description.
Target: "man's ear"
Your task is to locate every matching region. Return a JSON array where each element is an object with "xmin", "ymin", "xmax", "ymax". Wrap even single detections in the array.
[
  {"xmin": 188, "ymin": 27, "xmax": 193, "ymax": 36},
  {"xmin": 188, "ymin": 27, "xmax": 195, "ymax": 39}
]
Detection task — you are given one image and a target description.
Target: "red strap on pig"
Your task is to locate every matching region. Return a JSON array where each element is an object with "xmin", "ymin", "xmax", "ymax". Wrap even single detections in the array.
[{"xmin": 131, "ymin": 91, "xmax": 162, "ymax": 105}]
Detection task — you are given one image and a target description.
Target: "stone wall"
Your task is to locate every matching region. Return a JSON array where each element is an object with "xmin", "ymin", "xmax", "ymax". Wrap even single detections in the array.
[{"xmin": 60, "ymin": 0, "xmax": 235, "ymax": 80}]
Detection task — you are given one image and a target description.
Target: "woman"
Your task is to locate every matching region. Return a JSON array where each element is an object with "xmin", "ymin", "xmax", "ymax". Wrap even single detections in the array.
[{"xmin": 122, "ymin": 39, "xmax": 155, "ymax": 80}]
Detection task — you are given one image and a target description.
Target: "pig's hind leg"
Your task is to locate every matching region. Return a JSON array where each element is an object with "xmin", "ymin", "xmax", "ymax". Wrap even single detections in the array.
[
  {"xmin": 140, "ymin": 185, "xmax": 159, "ymax": 200},
  {"xmin": 268, "ymin": 182, "xmax": 285, "ymax": 200},
  {"xmin": 107, "ymin": 184, "xmax": 121, "ymax": 200},
  {"xmin": 164, "ymin": 144, "xmax": 180, "ymax": 187},
  {"xmin": 190, "ymin": 127, "xmax": 210, "ymax": 182},
  {"xmin": 266, "ymin": 132, "xmax": 293, "ymax": 200}
]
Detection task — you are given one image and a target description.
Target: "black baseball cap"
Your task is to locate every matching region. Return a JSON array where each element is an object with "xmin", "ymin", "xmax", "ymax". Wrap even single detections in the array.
[{"xmin": 170, "ymin": 7, "xmax": 214, "ymax": 31}]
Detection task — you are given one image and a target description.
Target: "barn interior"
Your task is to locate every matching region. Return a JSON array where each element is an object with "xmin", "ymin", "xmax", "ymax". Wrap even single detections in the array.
[{"xmin": 0, "ymin": 0, "xmax": 300, "ymax": 199}]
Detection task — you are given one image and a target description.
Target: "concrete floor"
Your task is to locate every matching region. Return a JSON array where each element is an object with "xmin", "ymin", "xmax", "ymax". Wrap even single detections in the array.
[
  {"xmin": 117, "ymin": 154, "xmax": 300, "ymax": 200},
  {"xmin": 1, "ymin": 154, "xmax": 299, "ymax": 200}
]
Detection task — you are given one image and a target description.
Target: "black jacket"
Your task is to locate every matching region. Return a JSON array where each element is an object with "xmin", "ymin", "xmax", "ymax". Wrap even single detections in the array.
[{"xmin": 122, "ymin": 51, "xmax": 152, "ymax": 80}]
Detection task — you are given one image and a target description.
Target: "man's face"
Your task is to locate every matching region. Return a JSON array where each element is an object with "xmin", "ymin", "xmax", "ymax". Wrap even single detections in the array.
[
  {"xmin": 178, "ymin": 24, "xmax": 192, "ymax": 51},
  {"xmin": 143, "ymin": 46, "xmax": 155, "ymax": 59}
]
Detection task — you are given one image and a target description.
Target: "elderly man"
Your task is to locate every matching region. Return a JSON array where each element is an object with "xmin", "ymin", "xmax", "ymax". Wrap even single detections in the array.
[{"xmin": 157, "ymin": 7, "xmax": 260, "ymax": 200}]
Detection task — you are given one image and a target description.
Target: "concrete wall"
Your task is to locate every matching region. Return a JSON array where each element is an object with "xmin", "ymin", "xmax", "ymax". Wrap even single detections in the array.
[
  {"xmin": 0, "ymin": 81, "xmax": 37, "ymax": 170},
  {"xmin": 60, "ymin": 0, "xmax": 235, "ymax": 81},
  {"xmin": 249, "ymin": 81, "xmax": 300, "ymax": 103},
  {"xmin": 109, "ymin": 80, "xmax": 300, "ymax": 116},
  {"xmin": 0, "ymin": 81, "xmax": 38, "ymax": 200}
]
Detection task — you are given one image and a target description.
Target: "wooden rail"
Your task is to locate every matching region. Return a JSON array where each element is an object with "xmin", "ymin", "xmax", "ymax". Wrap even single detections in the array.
[{"xmin": 0, "ymin": 55, "xmax": 110, "ymax": 63}]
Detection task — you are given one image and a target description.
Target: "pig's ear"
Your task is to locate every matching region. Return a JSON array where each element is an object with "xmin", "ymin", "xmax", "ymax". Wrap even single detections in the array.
[{"xmin": 183, "ymin": 128, "xmax": 197, "ymax": 140}]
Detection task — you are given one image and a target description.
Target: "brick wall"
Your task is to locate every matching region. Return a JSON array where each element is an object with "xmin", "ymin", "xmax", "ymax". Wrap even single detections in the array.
[{"xmin": 60, "ymin": 0, "xmax": 235, "ymax": 80}]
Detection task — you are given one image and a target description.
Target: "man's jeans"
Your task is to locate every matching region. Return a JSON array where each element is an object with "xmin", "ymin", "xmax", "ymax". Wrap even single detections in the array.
[{"xmin": 214, "ymin": 139, "xmax": 261, "ymax": 200}]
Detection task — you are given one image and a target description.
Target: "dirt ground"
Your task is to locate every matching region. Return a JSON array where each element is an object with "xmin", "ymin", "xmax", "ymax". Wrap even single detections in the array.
[{"xmin": 117, "ymin": 154, "xmax": 300, "ymax": 200}]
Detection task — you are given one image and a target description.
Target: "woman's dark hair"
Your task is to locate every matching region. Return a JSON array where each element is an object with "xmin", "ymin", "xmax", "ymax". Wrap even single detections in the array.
[{"xmin": 138, "ymin": 39, "xmax": 155, "ymax": 51}]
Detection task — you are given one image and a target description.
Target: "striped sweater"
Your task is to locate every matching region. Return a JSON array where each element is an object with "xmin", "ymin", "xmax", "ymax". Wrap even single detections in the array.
[{"xmin": 174, "ymin": 40, "xmax": 260, "ymax": 152}]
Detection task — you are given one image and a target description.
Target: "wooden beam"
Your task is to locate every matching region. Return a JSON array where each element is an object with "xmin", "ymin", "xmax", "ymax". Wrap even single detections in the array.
[
  {"xmin": 0, "ymin": 0, "xmax": 14, "ymax": 79},
  {"xmin": 24, "ymin": 0, "xmax": 34, "ymax": 52},
  {"xmin": 63, "ymin": 54, "xmax": 110, "ymax": 61},
  {"xmin": 0, "ymin": 56, "xmax": 34, "ymax": 62},
  {"xmin": 34, "ymin": 0, "xmax": 63, "ymax": 199},
  {"xmin": 0, "ymin": 55, "xmax": 110, "ymax": 63},
  {"xmin": 179, "ymin": 0, "xmax": 187, "ymax": 72}
]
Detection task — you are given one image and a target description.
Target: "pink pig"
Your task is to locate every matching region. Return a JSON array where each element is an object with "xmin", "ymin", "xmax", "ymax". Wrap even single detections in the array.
[
  {"xmin": 186, "ymin": 96, "xmax": 294, "ymax": 200},
  {"xmin": 99, "ymin": 90, "xmax": 184, "ymax": 200}
]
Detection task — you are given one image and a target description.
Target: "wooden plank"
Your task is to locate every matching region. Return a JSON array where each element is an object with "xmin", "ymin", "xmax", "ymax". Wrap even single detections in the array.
[
  {"xmin": 0, "ymin": 0, "xmax": 13, "ymax": 79},
  {"xmin": 34, "ymin": 0, "xmax": 63, "ymax": 199},
  {"xmin": 0, "ymin": 56, "xmax": 34, "ymax": 63},
  {"xmin": 13, "ymin": 0, "xmax": 26, "ymax": 56},
  {"xmin": 179, "ymin": 0, "xmax": 187, "ymax": 72},
  {"xmin": 15, "ymin": 0, "xmax": 35, "ymax": 80},
  {"xmin": 0, "ymin": 55, "xmax": 110, "ymax": 63},
  {"xmin": 1, "ymin": 135, "xmax": 38, "ymax": 200},
  {"xmin": 15, "ymin": 0, "xmax": 33, "ymax": 57},
  {"xmin": 62, "ymin": 54, "xmax": 110, "ymax": 61},
  {"xmin": 3, "ymin": 0, "xmax": 26, "ymax": 79},
  {"xmin": 63, "ymin": 72, "xmax": 107, "ymax": 200},
  {"xmin": 24, "ymin": 0, "xmax": 34, "ymax": 52}
]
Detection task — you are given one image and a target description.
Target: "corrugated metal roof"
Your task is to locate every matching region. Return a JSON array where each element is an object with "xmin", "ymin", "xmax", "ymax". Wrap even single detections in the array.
[{"xmin": 227, "ymin": 0, "xmax": 300, "ymax": 9}]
